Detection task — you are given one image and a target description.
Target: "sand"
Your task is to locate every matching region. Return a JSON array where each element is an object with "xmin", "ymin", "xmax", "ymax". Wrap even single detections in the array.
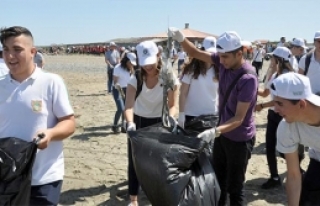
[{"xmin": 42, "ymin": 55, "xmax": 309, "ymax": 206}]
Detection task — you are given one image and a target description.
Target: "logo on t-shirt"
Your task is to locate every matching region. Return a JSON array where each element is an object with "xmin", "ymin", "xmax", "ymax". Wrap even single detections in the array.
[{"xmin": 31, "ymin": 100, "xmax": 42, "ymax": 112}]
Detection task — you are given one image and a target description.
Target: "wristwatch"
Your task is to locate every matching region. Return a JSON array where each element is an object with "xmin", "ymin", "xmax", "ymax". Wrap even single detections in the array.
[{"xmin": 215, "ymin": 127, "xmax": 221, "ymax": 137}]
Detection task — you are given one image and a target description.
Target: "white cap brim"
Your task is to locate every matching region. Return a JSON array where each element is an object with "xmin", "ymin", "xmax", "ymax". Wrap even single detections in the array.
[
  {"xmin": 306, "ymin": 94, "xmax": 320, "ymax": 106},
  {"xmin": 205, "ymin": 47, "xmax": 217, "ymax": 53},
  {"xmin": 139, "ymin": 56, "xmax": 157, "ymax": 66}
]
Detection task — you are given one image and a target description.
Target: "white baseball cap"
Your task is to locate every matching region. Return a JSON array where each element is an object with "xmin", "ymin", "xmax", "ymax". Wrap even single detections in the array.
[
  {"xmin": 271, "ymin": 73, "xmax": 320, "ymax": 106},
  {"xmin": 110, "ymin": 42, "xmax": 117, "ymax": 47},
  {"xmin": 126, "ymin": 52, "xmax": 137, "ymax": 66},
  {"xmin": 314, "ymin": 31, "xmax": 320, "ymax": 40},
  {"xmin": 216, "ymin": 31, "xmax": 245, "ymax": 53},
  {"xmin": 271, "ymin": 46, "xmax": 292, "ymax": 61},
  {"xmin": 291, "ymin": 38, "xmax": 307, "ymax": 48},
  {"xmin": 202, "ymin": 36, "xmax": 216, "ymax": 53},
  {"xmin": 136, "ymin": 41, "xmax": 158, "ymax": 66}
]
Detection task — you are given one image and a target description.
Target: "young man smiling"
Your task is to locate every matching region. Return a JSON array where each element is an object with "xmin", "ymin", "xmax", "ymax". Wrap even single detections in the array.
[
  {"xmin": 0, "ymin": 26, "xmax": 75, "ymax": 205},
  {"xmin": 272, "ymin": 72, "xmax": 320, "ymax": 205},
  {"xmin": 169, "ymin": 28, "xmax": 258, "ymax": 206}
]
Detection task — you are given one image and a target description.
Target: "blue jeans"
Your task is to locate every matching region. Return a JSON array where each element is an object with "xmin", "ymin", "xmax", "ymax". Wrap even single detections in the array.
[
  {"xmin": 107, "ymin": 66, "xmax": 114, "ymax": 93},
  {"xmin": 112, "ymin": 87, "xmax": 126, "ymax": 126},
  {"xmin": 30, "ymin": 180, "xmax": 63, "ymax": 206}
]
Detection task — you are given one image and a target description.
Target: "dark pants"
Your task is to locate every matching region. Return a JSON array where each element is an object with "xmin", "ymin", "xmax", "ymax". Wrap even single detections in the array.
[
  {"xmin": 128, "ymin": 114, "xmax": 162, "ymax": 195},
  {"xmin": 107, "ymin": 66, "xmax": 114, "ymax": 93},
  {"xmin": 112, "ymin": 87, "xmax": 126, "ymax": 126},
  {"xmin": 30, "ymin": 180, "xmax": 63, "ymax": 206},
  {"xmin": 300, "ymin": 158, "xmax": 320, "ymax": 205},
  {"xmin": 213, "ymin": 135, "xmax": 255, "ymax": 206},
  {"xmin": 252, "ymin": 61, "xmax": 262, "ymax": 76},
  {"xmin": 177, "ymin": 59, "xmax": 184, "ymax": 74},
  {"xmin": 265, "ymin": 109, "xmax": 283, "ymax": 178}
]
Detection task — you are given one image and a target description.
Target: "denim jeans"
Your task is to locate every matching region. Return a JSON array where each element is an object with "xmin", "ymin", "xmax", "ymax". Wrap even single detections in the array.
[
  {"xmin": 112, "ymin": 87, "xmax": 126, "ymax": 126},
  {"xmin": 213, "ymin": 135, "xmax": 255, "ymax": 206},
  {"xmin": 30, "ymin": 180, "xmax": 63, "ymax": 206},
  {"xmin": 107, "ymin": 66, "xmax": 114, "ymax": 93}
]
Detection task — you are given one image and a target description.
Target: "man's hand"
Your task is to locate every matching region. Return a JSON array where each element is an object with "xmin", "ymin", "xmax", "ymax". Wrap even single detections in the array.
[
  {"xmin": 168, "ymin": 27, "xmax": 185, "ymax": 43},
  {"xmin": 115, "ymin": 83, "xmax": 121, "ymax": 91},
  {"xmin": 197, "ymin": 128, "xmax": 216, "ymax": 143},
  {"xmin": 35, "ymin": 130, "xmax": 53, "ymax": 150},
  {"xmin": 127, "ymin": 122, "xmax": 136, "ymax": 131},
  {"xmin": 178, "ymin": 112, "xmax": 185, "ymax": 128},
  {"xmin": 255, "ymin": 104, "xmax": 263, "ymax": 112}
]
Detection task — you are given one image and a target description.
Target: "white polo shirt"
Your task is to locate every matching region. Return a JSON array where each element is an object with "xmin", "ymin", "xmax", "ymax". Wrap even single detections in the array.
[
  {"xmin": 113, "ymin": 64, "xmax": 131, "ymax": 88},
  {"xmin": 181, "ymin": 67, "xmax": 219, "ymax": 116},
  {"xmin": 0, "ymin": 67, "xmax": 74, "ymax": 185},
  {"xmin": 129, "ymin": 73, "xmax": 180, "ymax": 118},
  {"xmin": 299, "ymin": 53, "xmax": 320, "ymax": 94}
]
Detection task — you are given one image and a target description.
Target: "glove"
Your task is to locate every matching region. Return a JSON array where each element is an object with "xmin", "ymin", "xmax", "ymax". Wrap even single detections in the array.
[
  {"xmin": 197, "ymin": 128, "xmax": 216, "ymax": 143},
  {"xmin": 168, "ymin": 27, "xmax": 185, "ymax": 43},
  {"xmin": 127, "ymin": 122, "xmax": 136, "ymax": 131},
  {"xmin": 114, "ymin": 83, "xmax": 121, "ymax": 91},
  {"xmin": 178, "ymin": 112, "xmax": 185, "ymax": 128}
]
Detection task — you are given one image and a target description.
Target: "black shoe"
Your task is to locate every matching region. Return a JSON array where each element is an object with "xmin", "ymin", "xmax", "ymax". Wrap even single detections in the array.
[
  {"xmin": 261, "ymin": 177, "xmax": 281, "ymax": 189},
  {"xmin": 121, "ymin": 127, "xmax": 126, "ymax": 133},
  {"xmin": 112, "ymin": 126, "xmax": 120, "ymax": 133}
]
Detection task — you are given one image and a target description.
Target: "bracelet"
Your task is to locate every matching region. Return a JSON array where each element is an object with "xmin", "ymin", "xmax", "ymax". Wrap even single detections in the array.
[{"xmin": 260, "ymin": 104, "xmax": 264, "ymax": 109}]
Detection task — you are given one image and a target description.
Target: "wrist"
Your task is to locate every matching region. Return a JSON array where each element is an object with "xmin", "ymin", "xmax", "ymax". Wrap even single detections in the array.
[
  {"xmin": 214, "ymin": 127, "xmax": 221, "ymax": 137},
  {"xmin": 260, "ymin": 103, "xmax": 264, "ymax": 109}
]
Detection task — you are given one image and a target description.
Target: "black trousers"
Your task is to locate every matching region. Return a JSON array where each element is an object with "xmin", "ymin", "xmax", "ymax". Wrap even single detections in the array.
[
  {"xmin": 128, "ymin": 114, "xmax": 161, "ymax": 196},
  {"xmin": 300, "ymin": 158, "xmax": 320, "ymax": 205},
  {"xmin": 252, "ymin": 61, "xmax": 263, "ymax": 76},
  {"xmin": 213, "ymin": 135, "xmax": 255, "ymax": 206}
]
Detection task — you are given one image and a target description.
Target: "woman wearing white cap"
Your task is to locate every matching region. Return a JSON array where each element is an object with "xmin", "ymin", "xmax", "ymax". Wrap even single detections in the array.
[
  {"xmin": 178, "ymin": 38, "xmax": 219, "ymax": 131},
  {"xmin": 124, "ymin": 40, "xmax": 179, "ymax": 206},
  {"xmin": 255, "ymin": 47, "xmax": 304, "ymax": 189},
  {"xmin": 111, "ymin": 52, "xmax": 137, "ymax": 133}
]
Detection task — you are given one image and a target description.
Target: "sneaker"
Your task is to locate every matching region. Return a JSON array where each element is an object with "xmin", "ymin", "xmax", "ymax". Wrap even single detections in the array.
[
  {"xmin": 112, "ymin": 126, "xmax": 120, "ymax": 133},
  {"xmin": 261, "ymin": 177, "xmax": 281, "ymax": 189}
]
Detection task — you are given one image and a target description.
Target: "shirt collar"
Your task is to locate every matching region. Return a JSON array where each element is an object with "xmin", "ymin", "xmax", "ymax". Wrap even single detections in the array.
[{"xmin": 7, "ymin": 65, "xmax": 42, "ymax": 84}]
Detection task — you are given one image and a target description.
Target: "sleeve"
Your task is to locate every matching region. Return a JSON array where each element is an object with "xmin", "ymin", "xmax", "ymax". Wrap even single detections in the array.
[
  {"xmin": 128, "ymin": 74, "xmax": 138, "ymax": 90},
  {"xmin": 52, "ymin": 74, "xmax": 74, "ymax": 118},
  {"xmin": 181, "ymin": 73, "xmax": 192, "ymax": 84},
  {"xmin": 276, "ymin": 120, "xmax": 300, "ymax": 153},
  {"xmin": 237, "ymin": 74, "xmax": 258, "ymax": 102},
  {"xmin": 298, "ymin": 54, "xmax": 307, "ymax": 71},
  {"xmin": 113, "ymin": 65, "xmax": 120, "ymax": 77}
]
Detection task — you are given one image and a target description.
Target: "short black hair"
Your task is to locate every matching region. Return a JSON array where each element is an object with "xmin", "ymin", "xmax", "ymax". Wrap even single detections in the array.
[{"xmin": 0, "ymin": 26, "xmax": 33, "ymax": 45}]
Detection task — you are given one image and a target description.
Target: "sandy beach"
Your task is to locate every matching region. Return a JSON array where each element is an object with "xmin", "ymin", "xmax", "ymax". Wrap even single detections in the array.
[{"xmin": 43, "ymin": 55, "xmax": 309, "ymax": 206}]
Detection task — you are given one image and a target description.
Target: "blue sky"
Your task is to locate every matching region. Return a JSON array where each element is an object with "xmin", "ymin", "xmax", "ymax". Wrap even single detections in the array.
[{"xmin": 1, "ymin": 0, "xmax": 318, "ymax": 46}]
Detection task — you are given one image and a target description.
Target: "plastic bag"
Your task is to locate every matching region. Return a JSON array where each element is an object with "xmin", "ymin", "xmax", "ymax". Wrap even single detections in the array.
[
  {"xmin": 0, "ymin": 137, "xmax": 38, "ymax": 206},
  {"xmin": 127, "ymin": 123, "xmax": 220, "ymax": 206}
]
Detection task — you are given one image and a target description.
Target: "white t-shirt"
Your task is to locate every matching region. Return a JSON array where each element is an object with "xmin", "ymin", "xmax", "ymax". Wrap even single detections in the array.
[
  {"xmin": 0, "ymin": 67, "xmax": 74, "ymax": 185},
  {"xmin": 113, "ymin": 64, "xmax": 131, "ymax": 88},
  {"xmin": 299, "ymin": 53, "xmax": 320, "ymax": 94},
  {"xmin": 252, "ymin": 48, "xmax": 265, "ymax": 62},
  {"xmin": 0, "ymin": 58, "xmax": 9, "ymax": 76},
  {"xmin": 289, "ymin": 56, "xmax": 299, "ymax": 72},
  {"xmin": 178, "ymin": 51, "xmax": 187, "ymax": 60},
  {"xmin": 181, "ymin": 67, "xmax": 219, "ymax": 116},
  {"xmin": 277, "ymin": 120, "xmax": 320, "ymax": 162},
  {"xmin": 128, "ymin": 73, "xmax": 180, "ymax": 118},
  {"xmin": 277, "ymin": 42, "xmax": 285, "ymax": 47}
]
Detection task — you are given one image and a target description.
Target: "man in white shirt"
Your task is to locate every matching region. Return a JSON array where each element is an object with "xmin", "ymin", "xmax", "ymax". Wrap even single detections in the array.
[
  {"xmin": 290, "ymin": 38, "xmax": 307, "ymax": 62},
  {"xmin": 0, "ymin": 45, "xmax": 9, "ymax": 76},
  {"xmin": 0, "ymin": 26, "xmax": 75, "ymax": 205},
  {"xmin": 272, "ymin": 72, "xmax": 320, "ymax": 205},
  {"xmin": 299, "ymin": 31, "xmax": 320, "ymax": 95},
  {"xmin": 252, "ymin": 43, "xmax": 265, "ymax": 76},
  {"xmin": 277, "ymin": 37, "xmax": 286, "ymax": 47}
]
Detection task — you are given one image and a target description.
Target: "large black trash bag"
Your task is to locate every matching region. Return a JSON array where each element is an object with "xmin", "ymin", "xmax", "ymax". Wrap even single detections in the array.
[
  {"xmin": 128, "ymin": 123, "xmax": 220, "ymax": 206},
  {"xmin": 0, "ymin": 137, "xmax": 38, "ymax": 206}
]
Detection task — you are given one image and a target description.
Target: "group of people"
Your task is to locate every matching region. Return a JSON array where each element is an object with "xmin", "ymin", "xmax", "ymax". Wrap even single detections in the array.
[{"xmin": 1, "ymin": 24, "xmax": 320, "ymax": 206}]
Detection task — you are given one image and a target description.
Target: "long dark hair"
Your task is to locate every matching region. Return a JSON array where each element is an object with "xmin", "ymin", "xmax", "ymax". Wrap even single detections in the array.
[
  {"xmin": 182, "ymin": 48, "xmax": 218, "ymax": 79},
  {"xmin": 120, "ymin": 53, "xmax": 134, "ymax": 74},
  {"xmin": 273, "ymin": 55, "xmax": 293, "ymax": 75}
]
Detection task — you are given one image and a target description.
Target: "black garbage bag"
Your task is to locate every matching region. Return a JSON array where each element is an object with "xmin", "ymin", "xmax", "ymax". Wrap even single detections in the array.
[
  {"xmin": 128, "ymin": 123, "xmax": 220, "ymax": 206},
  {"xmin": 0, "ymin": 137, "xmax": 38, "ymax": 206}
]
